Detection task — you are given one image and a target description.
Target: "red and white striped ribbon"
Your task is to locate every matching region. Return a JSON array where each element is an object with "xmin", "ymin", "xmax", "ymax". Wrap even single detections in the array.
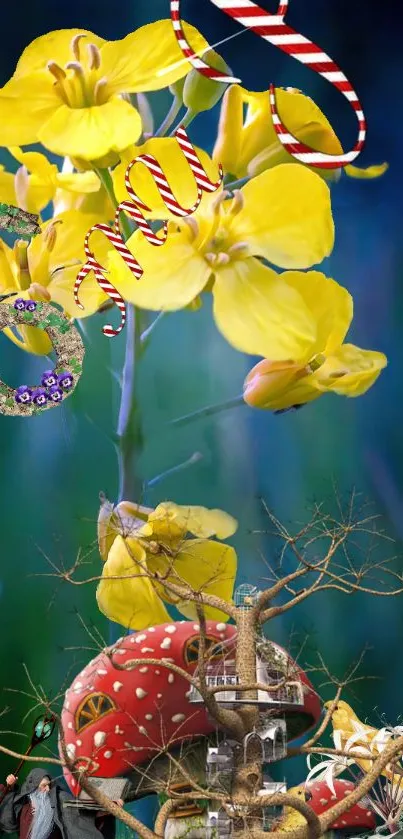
[
  {"xmin": 170, "ymin": 0, "xmax": 366, "ymax": 168},
  {"xmin": 74, "ymin": 126, "xmax": 223, "ymax": 336}
]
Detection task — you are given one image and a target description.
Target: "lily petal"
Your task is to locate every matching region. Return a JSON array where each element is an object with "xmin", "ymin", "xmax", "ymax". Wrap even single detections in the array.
[
  {"xmin": 312, "ymin": 344, "xmax": 387, "ymax": 396},
  {"xmin": 113, "ymin": 137, "xmax": 222, "ymax": 221},
  {"xmin": 101, "ymin": 21, "xmax": 209, "ymax": 96},
  {"xmin": 149, "ymin": 502, "xmax": 238, "ymax": 541},
  {"xmin": 0, "ymin": 71, "xmax": 60, "ymax": 146},
  {"xmin": 148, "ymin": 539, "xmax": 237, "ymax": 622},
  {"xmin": 109, "ymin": 226, "xmax": 211, "ymax": 311},
  {"xmin": 38, "ymin": 98, "xmax": 142, "ymax": 159},
  {"xmin": 96, "ymin": 535, "xmax": 171, "ymax": 630},
  {"xmin": 232, "ymin": 164, "xmax": 335, "ymax": 269},
  {"xmin": 13, "ymin": 29, "xmax": 105, "ymax": 77},
  {"xmin": 213, "ymin": 258, "xmax": 316, "ymax": 360},
  {"xmin": 282, "ymin": 271, "xmax": 353, "ymax": 356}
]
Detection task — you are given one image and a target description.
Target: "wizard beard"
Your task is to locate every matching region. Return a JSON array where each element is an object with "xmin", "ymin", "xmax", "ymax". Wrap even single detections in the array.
[{"xmin": 29, "ymin": 790, "xmax": 55, "ymax": 839}]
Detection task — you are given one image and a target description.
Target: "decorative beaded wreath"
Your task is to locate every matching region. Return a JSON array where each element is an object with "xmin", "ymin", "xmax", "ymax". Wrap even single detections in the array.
[{"xmin": 0, "ymin": 298, "xmax": 85, "ymax": 417}]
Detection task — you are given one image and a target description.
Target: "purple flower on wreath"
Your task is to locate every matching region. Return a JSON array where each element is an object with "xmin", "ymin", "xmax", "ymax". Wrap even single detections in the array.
[
  {"xmin": 15, "ymin": 385, "xmax": 33, "ymax": 404},
  {"xmin": 41, "ymin": 370, "xmax": 58, "ymax": 388},
  {"xmin": 13, "ymin": 298, "xmax": 26, "ymax": 311},
  {"xmin": 48, "ymin": 385, "xmax": 64, "ymax": 402},
  {"xmin": 58, "ymin": 371, "xmax": 74, "ymax": 391},
  {"xmin": 32, "ymin": 388, "xmax": 48, "ymax": 407},
  {"xmin": 24, "ymin": 300, "xmax": 37, "ymax": 312}
]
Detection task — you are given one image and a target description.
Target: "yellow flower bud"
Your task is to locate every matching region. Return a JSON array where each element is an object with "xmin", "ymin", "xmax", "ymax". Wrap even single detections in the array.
[{"xmin": 183, "ymin": 49, "xmax": 233, "ymax": 113}]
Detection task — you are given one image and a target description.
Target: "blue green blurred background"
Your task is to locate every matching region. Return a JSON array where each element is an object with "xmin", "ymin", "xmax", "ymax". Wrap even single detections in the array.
[{"xmin": 0, "ymin": 0, "xmax": 402, "ymax": 828}]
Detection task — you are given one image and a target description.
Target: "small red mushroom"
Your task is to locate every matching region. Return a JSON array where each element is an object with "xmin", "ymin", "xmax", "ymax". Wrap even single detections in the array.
[{"xmin": 306, "ymin": 778, "xmax": 376, "ymax": 832}]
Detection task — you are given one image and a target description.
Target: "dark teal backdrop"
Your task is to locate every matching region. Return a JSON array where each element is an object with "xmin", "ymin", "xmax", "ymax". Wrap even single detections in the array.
[{"xmin": 0, "ymin": 0, "xmax": 402, "ymax": 831}]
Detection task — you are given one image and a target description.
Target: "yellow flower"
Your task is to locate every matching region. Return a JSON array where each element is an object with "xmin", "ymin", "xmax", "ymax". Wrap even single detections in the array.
[
  {"xmin": 0, "ymin": 210, "xmax": 109, "ymax": 353},
  {"xmin": 213, "ymin": 85, "xmax": 387, "ymax": 182},
  {"xmin": 0, "ymin": 23, "xmax": 208, "ymax": 160},
  {"xmin": 96, "ymin": 498, "xmax": 238, "ymax": 630},
  {"xmin": 0, "ymin": 147, "xmax": 100, "ymax": 215},
  {"xmin": 243, "ymin": 271, "xmax": 387, "ymax": 411},
  {"xmin": 109, "ymin": 163, "xmax": 334, "ymax": 361},
  {"xmin": 112, "ymin": 137, "xmax": 223, "ymax": 221}
]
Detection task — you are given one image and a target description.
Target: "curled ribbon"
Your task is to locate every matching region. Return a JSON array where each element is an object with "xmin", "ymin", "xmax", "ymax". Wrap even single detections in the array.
[
  {"xmin": 74, "ymin": 126, "xmax": 223, "ymax": 336},
  {"xmin": 170, "ymin": 0, "xmax": 366, "ymax": 169}
]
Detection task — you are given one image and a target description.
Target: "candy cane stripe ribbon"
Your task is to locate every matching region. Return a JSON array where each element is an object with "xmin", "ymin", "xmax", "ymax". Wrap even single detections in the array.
[
  {"xmin": 170, "ymin": 0, "xmax": 366, "ymax": 168},
  {"xmin": 74, "ymin": 126, "xmax": 223, "ymax": 336}
]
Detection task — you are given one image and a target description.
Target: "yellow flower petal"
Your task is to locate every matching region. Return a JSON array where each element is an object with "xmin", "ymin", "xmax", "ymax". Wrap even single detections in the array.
[
  {"xmin": 281, "ymin": 271, "xmax": 353, "ymax": 357},
  {"xmin": 0, "ymin": 72, "xmax": 60, "ymax": 145},
  {"xmin": 312, "ymin": 343, "xmax": 387, "ymax": 396},
  {"xmin": 101, "ymin": 21, "xmax": 209, "ymax": 96},
  {"xmin": 37, "ymin": 98, "xmax": 142, "ymax": 160},
  {"xmin": 167, "ymin": 539, "xmax": 236, "ymax": 622},
  {"xmin": 112, "ymin": 138, "xmax": 221, "ymax": 221},
  {"xmin": 213, "ymin": 86, "xmax": 343, "ymax": 181},
  {"xmin": 345, "ymin": 162, "xmax": 389, "ymax": 180},
  {"xmin": 212, "ymin": 259, "xmax": 316, "ymax": 360},
  {"xmin": 0, "ymin": 166, "xmax": 17, "ymax": 208},
  {"xmin": 96, "ymin": 535, "xmax": 171, "ymax": 630},
  {"xmin": 244, "ymin": 358, "xmax": 321, "ymax": 411},
  {"xmin": 109, "ymin": 226, "xmax": 211, "ymax": 311},
  {"xmin": 148, "ymin": 502, "xmax": 238, "ymax": 544},
  {"xmin": 9, "ymin": 146, "xmax": 56, "ymax": 182},
  {"xmin": 13, "ymin": 29, "xmax": 105, "ymax": 77},
  {"xmin": 233, "ymin": 164, "xmax": 334, "ymax": 269}
]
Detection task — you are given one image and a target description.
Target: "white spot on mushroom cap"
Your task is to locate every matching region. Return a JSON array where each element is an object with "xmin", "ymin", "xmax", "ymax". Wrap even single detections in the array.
[
  {"xmin": 141, "ymin": 647, "xmax": 154, "ymax": 653},
  {"xmin": 162, "ymin": 657, "xmax": 174, "ymax": 663},
  {"xmin": 193, "ymin": 624, "xmax": 200, "ymax": 631},
  {"xmin": 115, "ymin": 726, "xmax": 124, "ymax": 735},
  {"xmin": 76, "ymin": 740, "xmax": 82, "ymax": 746},
  {"xmin": 114, "ymin": 649, "xmax": 126, "ymax": 656},
  {"xmin": 155, "ymin": 670, "xmax": 160, "ymax": 675},
  {"xmin": 104, "ymin": 751, "xmax": 113, "ymax": 759},
  {"xmin": 64, "ymin": 700, "xmax": 70, "ymax": 710},
  {"xmin": 139, "ymin": 726, "xmax": 148, "ymax": 736},
  {"xmin": 157, "ymin": 693, "xmax": 162, "ymax": 699},
  {"xmin": 66, "ymin": 744, "xmax": 76, "ymax": 759},
  {"xmin": 216, "ymin": 623, "xmax": 226, "ymax": 632},
  {"xmin": 113, "ymin": 681, "xmax": 123, "ymax": 693},
  {"xmin": 94, "ymin": 731, "xmax": 106, "ymax": 747},
  {"xmin": 165, "ymin": 626, "xmax": 177, "ymax": 634},
  {"xmin": 145, "ymin": 714, "xmax": 153, "ymax": 721},
  {"xmin": 96, "ymin": 669, "xmax": 108, "ymax": 675},
  {"xmin": 135, "ymin": 634, "xmax": 147, "ymax": 644},
  {"xmin": 136, "ymin": 687, "xmax": 148, "ymax": 699},
  {"xmin": 148, "ymin": 627, "xmax": 155, "ymax": 632},
  {"xmin": 168, "ymin": 674, "xmax": 174, "ymax": 684},
  {"xmin": 172, "ymin": 714, "xmax": 185, "ymax": 723},
  {"xmin": 161, "ymin": 638, "xmax": 172, "ymax": 650},
  {"xmin": 319, "ymin": 799, "xmax": 328, "ymax": 805},
  {"xmin": 67, "ymin": 722, "xmax": 73, "ymax": 730},
  {"xmin": 139, "ymin": 666, "xmax": 148, "ymax": 673}
]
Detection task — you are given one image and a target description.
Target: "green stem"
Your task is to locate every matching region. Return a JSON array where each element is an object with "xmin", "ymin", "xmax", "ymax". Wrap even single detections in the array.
[
  {"xmin": 154, "ymin": 95, "xmax": 182, "ymax": 138},
  {"xmin": 95, "ymin": 168, "xmax": 143, "ymax": 503},
  {"xmin": 116, "ymin": 304, "xmax": 144, "ymax": 501},
  {"xmin": 225, "ymin": 176, "xmax": 249, "ymax": 191},
  {"xmin": 170, "ymin": 395, "xmax": 244, "ymax": 428},
  {"xmin": 169, "ymin": 107, "xmax": 196, "ymax": 136}
]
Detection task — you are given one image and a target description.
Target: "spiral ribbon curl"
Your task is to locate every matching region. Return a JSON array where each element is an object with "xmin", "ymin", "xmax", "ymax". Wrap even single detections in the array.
[
  {"xmin": 74, "ymin": 126, "xmax": 223, "ymax": 337},
  {"xmin": 170, "ymin": 0, "xmax": 366, "ymax": 169}
]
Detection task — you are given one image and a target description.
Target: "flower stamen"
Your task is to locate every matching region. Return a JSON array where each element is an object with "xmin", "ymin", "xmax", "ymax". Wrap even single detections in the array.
[
  {"xmin": 182, "ymin": 217, "xmax": 199, "ymax": 240},
  {"xmin": 44, "ymin": 220, "xmax": 63, "ymax": 252},
  {"xmin": 228, "ymin": 189, "xmax": 244, "ymax": 216},
  {"xmin": 66, "ymin": 61, "xmax": 90, "ymax": 106},
  {"xmin": 93, "ymin": 77, "xmax": 108, "ymax": 105},
  {"xmin": 47, "ymin": 60, "xmax": 67, "ymax": 83},
  {"xmin": 70, "ymin": 33, "xmax": 87, "ymax": 62},
  {"xmin": 87, "ymin": 43, "xmax": 101, "ymax": 71}
]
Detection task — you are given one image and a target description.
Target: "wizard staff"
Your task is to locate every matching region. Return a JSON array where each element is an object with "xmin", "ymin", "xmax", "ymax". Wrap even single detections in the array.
[{"xmin": 0, "ymin": 713, "xmax": 56, "ymax": 804}]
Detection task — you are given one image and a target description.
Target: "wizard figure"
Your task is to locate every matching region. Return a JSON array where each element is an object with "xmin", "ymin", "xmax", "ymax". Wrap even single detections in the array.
[{"xmin": 0, "ymin": 768, "xmax": 116, "ymax": 839}]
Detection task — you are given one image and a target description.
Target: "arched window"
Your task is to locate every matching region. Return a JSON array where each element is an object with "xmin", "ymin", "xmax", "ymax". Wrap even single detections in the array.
[
  {"xmin": 184, "ymin": 635, "xmax": 226, "ymax": 665},
  {"xmin": 75, "ymin": 692, "xmax": 116, "ymax": 733}
]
